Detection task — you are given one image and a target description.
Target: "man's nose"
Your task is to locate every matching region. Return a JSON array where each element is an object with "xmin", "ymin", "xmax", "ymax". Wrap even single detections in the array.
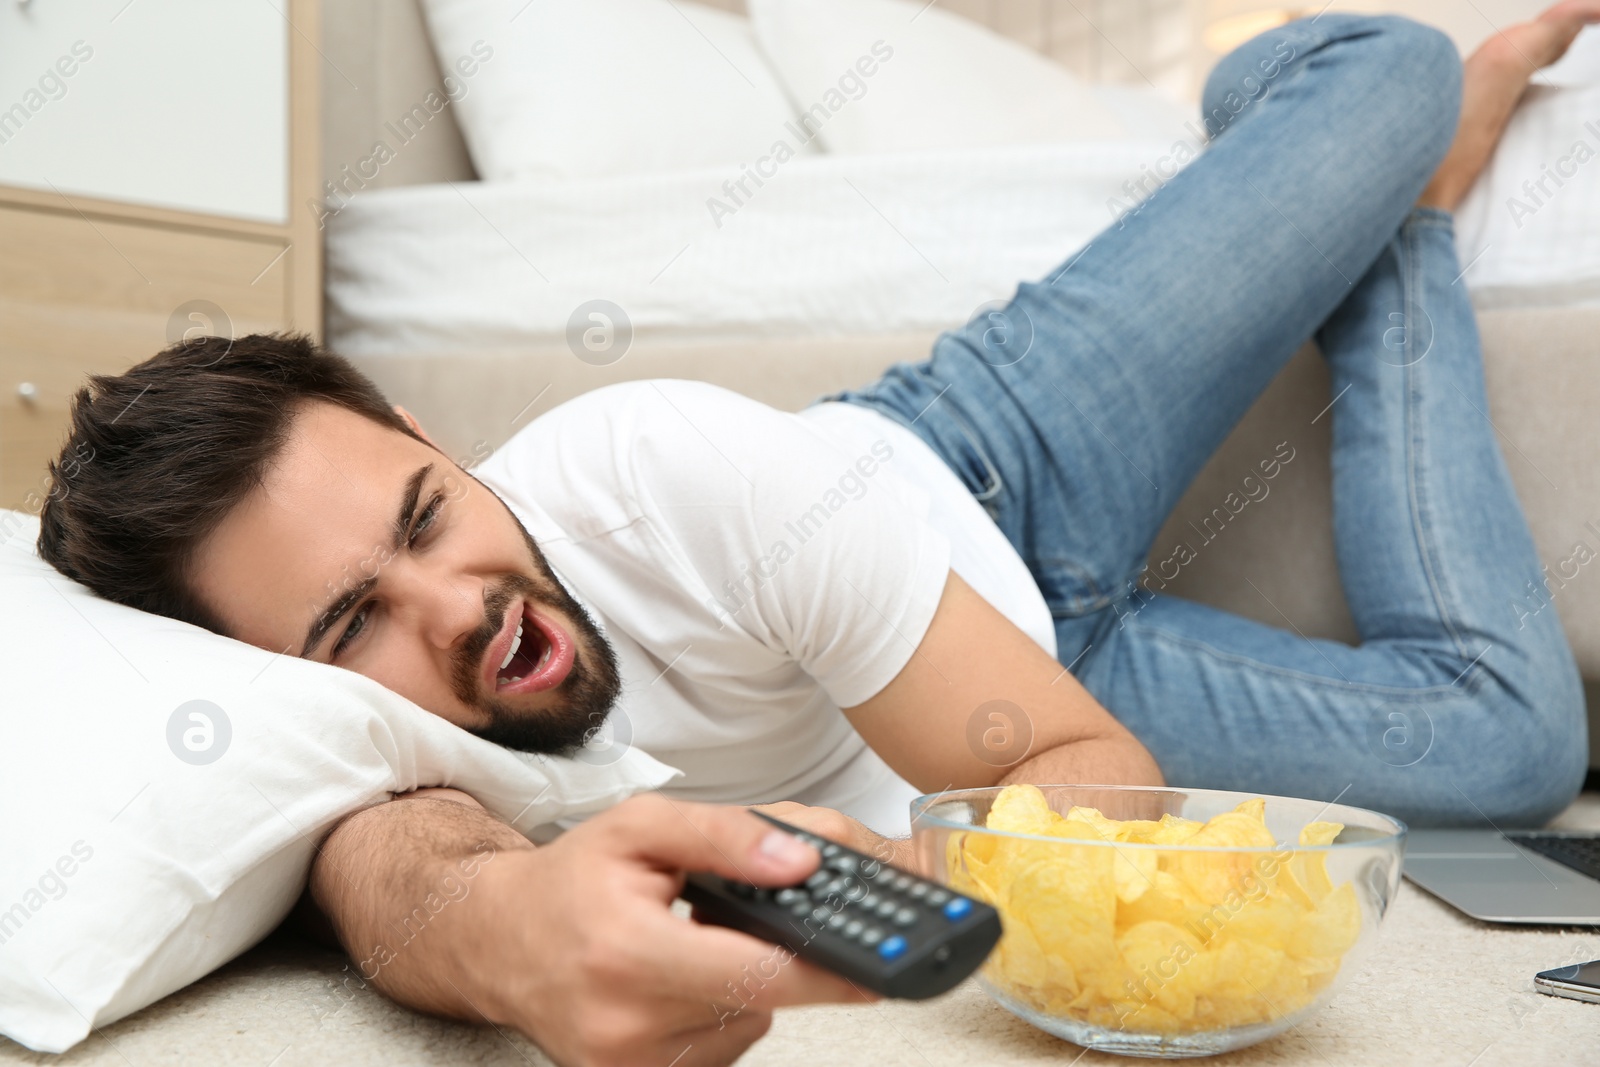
[{"xmin": 388, "ymin": 563, "xmax": 485, "ymax": 651}]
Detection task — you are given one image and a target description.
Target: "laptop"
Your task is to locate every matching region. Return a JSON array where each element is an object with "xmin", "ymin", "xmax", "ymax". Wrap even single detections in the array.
[
  {"xmin": 1405, "ymin": 828, "xmax": 1600, "ymax": 924},
  {"xmin": 1406, "ymin": 696, "xmax": 1600, "ymax": 925}
]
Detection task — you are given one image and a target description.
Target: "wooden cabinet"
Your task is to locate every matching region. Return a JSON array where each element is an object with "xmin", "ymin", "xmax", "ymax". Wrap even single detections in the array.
[{"xmin": 0, "ymin": 0, "xmax": 321, "ymax": 511}]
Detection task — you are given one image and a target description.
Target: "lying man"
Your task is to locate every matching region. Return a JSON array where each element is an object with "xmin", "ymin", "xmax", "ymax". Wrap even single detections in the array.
[{"xmin": 35, "ymin": 7, "xmax": 1597, "ymax": 1065}]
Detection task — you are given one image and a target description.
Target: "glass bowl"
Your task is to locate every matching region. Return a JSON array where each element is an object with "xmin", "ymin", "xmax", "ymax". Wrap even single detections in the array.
[{"xmin": 909, "ymin": 785, "xmax": 1406, "ymax": 1059}]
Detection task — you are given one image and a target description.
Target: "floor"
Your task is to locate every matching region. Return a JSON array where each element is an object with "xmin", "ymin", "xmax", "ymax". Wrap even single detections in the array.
[{"xmin": 5, "ymin": 796, "xmax": 1598, "ymax": 1067}]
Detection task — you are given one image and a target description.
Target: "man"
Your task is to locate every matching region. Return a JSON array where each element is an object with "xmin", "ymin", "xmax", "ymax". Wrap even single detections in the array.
[{"xmin": 36, "ymin": 7, "xmax": 1598, "ymax": 1066}]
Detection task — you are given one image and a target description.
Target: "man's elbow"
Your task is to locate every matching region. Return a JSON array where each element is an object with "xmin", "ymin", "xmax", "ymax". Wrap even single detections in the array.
[{"xmin": 1098, "ymin": 725, "xmax": 1165, "ymax": 787}]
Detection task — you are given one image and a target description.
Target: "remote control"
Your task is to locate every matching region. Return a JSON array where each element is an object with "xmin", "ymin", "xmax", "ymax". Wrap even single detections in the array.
[{"xmin": 680, "ymin": 813, "xmax": 1002, "ymax": 1000}]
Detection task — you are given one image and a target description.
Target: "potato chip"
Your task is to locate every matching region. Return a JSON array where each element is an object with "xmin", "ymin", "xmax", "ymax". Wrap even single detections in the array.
[
  {"xmin": 1169, "ymin": 801, "xmax": 1277, "ymax": 903},
  {"xmin": 1299, "ymin": 820, "xmax": 1344, "ymax": 847},
  {"xmin": 1288, "ymin": 820, "xmax": 1343, "ymax": 903},
  {"xmin": 1117, "ymin": 869, "xmax": 1211, "ymax": 932},
  {"xmin": 1116, "ymin": 920, "xmax": 1206, "ymax": 1020},
  {"xmin": 1047, "ymin": 816, "xmax": 1158, "ymax": 904},
  {"xmin": 964, "ymin": 785, "xmax": 1361, "ymax": 1036},
  {"xmin": 1289, "ymin": 882, "xmax": 1361, "ymax": 960},
  {"xmin": 992, "ymin": 909, "xmax": 1052, "ymax": 988},
  {"xmin": 1222, "ymin": 884, "xmax": 1310, "ymax": 948},
  {"xmin": 1111, "ymin": 846, "xmax": 1160, "ymax": 904},
  {"xmin": 1148, "ymin": 812, "xmax": 1205, "ymax": 844},
  {"xmin": 988, "ymin": 783, "xmax": 1059, "ymax": 835},
  {"xmin": 1009, "ymin": 842, "xmax": 1116, "ymax": 957},
  {"xmin": 1114, "ymin": 818, "xmax": 1167, "ymax": 842},
  {"xmin": 1062, "ymin": 804, "xmax": 1120, "ymax": 837}
]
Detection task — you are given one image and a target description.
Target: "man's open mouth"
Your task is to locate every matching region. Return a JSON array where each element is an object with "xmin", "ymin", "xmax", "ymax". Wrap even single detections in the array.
[{"xmin": 484, "ymin": 601, "xmax": 575, "ymax": 695}]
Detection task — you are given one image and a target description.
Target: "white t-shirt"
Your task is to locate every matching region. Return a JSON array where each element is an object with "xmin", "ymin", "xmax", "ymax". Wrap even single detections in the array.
[{"xmin": 474, "ymin": 379, "xmax": 1054, "ymax": 836}]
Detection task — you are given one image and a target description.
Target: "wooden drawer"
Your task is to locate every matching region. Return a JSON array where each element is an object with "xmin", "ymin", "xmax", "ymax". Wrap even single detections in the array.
[{"xmin": 0, "ymin": 202, "xmax": 290, "ymax": 510}]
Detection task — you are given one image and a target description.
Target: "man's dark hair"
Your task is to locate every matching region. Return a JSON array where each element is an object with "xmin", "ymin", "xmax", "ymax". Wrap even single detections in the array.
[{"xmin": 37, "ymin": 332, "xmax": 424, "ymax": 634}]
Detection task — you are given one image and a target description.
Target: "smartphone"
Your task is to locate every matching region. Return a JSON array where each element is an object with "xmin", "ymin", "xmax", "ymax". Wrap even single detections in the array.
[{"xmin": 1535, "ymin": 959, "xmax": 1600, "ymax": 1005}]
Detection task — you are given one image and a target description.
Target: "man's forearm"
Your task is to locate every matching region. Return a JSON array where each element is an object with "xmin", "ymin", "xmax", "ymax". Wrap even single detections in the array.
[
  {"xmin": 308, "ymin": 794, "xmax": 534, "ymax": 1025},
  {"xmin": 308, "ymin": 793, "xmax": 863, "ymax": 1066}
]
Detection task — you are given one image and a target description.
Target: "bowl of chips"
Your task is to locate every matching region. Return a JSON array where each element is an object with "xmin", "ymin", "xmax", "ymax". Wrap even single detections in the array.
[{"xmin": 910, "ymin": 784, "xmax": 1405, "ymax": 1058}]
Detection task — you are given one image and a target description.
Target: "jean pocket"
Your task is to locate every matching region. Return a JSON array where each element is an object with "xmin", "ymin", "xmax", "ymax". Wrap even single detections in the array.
[
  {"xmin": 1030, "ymin": 558, "xmax": 1117, "ymax": 619},
  {"xmin": 935, "ymin": 405, "xmax": 1005, "ymax": 520}
]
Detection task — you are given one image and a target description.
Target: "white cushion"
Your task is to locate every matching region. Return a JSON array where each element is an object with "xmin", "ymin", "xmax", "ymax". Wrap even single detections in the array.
[
  {"xmin": 747, "ymin": 0, "xmax": 1128, "ymax": 154},
  {"xmin": 0, "ymin": 510, "xmax": 677, "ymax": 1053},
  {"xmin": 419, "ymin": 0, "xmax": 813, "ymax": 181}
]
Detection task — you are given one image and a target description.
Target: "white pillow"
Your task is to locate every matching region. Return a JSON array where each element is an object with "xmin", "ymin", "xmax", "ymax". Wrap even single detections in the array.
[
  {"xmin": 0, "ymin": 510, "xmax": 678, "ymax": 1053},
  {"xmin": 419, "ymin": 0, "xmax": 813, "ymax": 181},
  {"xmin": 747, "ymin": 0, "xmax": 1128, "ymax": 154}
]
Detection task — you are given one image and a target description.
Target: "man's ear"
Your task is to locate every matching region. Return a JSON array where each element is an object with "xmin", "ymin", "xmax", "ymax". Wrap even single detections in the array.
[{"xmin": 393, "ymin": 404, "xmax": 439, "ymax": 448}]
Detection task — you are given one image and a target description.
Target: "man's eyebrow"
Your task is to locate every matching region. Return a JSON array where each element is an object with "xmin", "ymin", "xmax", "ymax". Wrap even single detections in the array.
[
  {"xmin": 299, "ymin": 463, "xmax": 434, "ymax": 658},
  {"xmin": 394, "ymin": 463, "xmax": 434, "ymax": 548}
]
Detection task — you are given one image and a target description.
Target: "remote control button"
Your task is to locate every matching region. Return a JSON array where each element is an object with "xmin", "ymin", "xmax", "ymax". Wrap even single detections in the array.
[
  {"xmin": 775, "ymin": 888, "xmax": 805, "ymax": 906},
  {"xmin": 828, "ymin": 855, "xmax": 858, "ymax": 875},
  {"xmin": 859, "ymin": 926, "xmax": 884, "ymax": 947},
  {"xmin": 877, "ymin": 935, "xmax": 908, "ymax": 961},
  {"xmin": 907, "ymin": 882, "xmax": 928, "ymax": 900},
  {"xmin": 790, "ymin": 902, "xmax": 812, "ymax": 917},
  {"xmin": 821, "ymin": 877, "xmax": 849, "ymax": 899},
  {"xmin": 812, "ymin": 906, "xmax": 832, "ymax": 924},
  {"xmin": 926, "ymin": 889, "xmax": 951, "ymax": 907},
  {"xmin": 943, "ymin": 898, "xmax": 973, "ymax": 921},
  {"xmin": 827, "ymin": 911, "xmax": 849, "ymax": 931},
  {"xmin": 859, "ymin": 891, "xmax": 880, "ymax": 911},
  {"xmin": 822, "ymin": 843, "xmax": 842, "ymax": 858},
  {"xmin": 842, "ymin": 879, "xmax": 869, "ymax": 903},
  {"xmin": 805, "ymin": 870, "xmax": 831, "ymax": 890},
  {"xmin": 843, "ymin": 919, "xmax": 865, "ymax": 940},
  {"xmin": 893, "ymin": 907, "xmax": 918, "ymax": 928},
  {"xmin": 890, "ymin": 874, "xmax": 913, "ymax": 892},
  {"xmin": 874, "ymin": 899, "xmax": 898, "ymax": 919},
  {"xmin": 860, "ymin": 859, "xmax": 883, "ymax": 880}
]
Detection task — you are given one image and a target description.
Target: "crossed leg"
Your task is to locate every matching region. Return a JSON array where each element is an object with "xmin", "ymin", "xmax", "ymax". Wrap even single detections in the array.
[{"xmin": 823, "ymin": 10, "xmax": 1593, "ymax": 823}]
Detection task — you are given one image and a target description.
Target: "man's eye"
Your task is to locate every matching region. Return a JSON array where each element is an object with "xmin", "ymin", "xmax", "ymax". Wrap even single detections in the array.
[
  {"xmin": 333, "ymin": 603, "xmax": 372, "ymax": 659},
  {"xmin": 410, "ymin": 493, "xmax": 444, "ymax": 545}
]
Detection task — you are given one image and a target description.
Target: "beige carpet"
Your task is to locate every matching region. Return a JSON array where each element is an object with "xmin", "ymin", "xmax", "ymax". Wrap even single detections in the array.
[{"xmin": 6, "ymin": 796, "xmax": 1598, "ymax": 1066}]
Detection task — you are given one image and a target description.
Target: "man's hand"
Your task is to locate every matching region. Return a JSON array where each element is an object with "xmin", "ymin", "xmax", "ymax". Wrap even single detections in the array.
[
  {"xmin": 310, "ymin": 790, "xmax": 874, "ymax": 1067},
  {"xmin": 748, "ymin": 801, "xmax": 918, "ymax": 874}
]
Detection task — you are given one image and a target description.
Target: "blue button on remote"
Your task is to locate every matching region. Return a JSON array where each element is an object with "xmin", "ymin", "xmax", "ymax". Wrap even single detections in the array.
[
  {"xmin": 877, "ymin": 935, "xmax": 908, "ymax": 961},
  {"xmin": 943, "ymin": 897, "xmax": 972, "ymax": 921}
]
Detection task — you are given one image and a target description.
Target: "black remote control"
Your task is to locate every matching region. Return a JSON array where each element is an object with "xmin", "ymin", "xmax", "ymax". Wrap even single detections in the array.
[{"xmin": 680, "ymin": 813, "xmax": 1002, "ymax": 1000}]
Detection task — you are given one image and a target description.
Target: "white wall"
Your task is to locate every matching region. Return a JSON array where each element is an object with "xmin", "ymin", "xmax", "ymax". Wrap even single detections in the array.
[{"xmin": 0, "ymin": 0, "xmax": 288, "ymax": 223}]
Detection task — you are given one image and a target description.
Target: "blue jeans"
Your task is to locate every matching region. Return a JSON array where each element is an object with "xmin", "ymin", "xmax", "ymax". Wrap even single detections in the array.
[{"xmin": 814, "ymin": 14, "xmax": 1588, "ymax": 827}]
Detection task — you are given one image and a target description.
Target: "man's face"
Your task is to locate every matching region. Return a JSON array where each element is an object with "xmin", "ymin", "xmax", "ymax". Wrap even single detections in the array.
[{"xmin": 190, "ymin": 401, "xmax": 621, "ymax": 754}]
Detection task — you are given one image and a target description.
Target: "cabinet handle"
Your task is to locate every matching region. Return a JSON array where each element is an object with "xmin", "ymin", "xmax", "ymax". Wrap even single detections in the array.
[{"xmin": 17, "ymin": 382, "xmax": 38, "ymax": 402}]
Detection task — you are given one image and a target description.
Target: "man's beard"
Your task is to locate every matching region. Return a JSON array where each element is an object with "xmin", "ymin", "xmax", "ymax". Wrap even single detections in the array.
[{"xmin": 448, "ymin": 492, "xmax": 623, "ymax": 756}]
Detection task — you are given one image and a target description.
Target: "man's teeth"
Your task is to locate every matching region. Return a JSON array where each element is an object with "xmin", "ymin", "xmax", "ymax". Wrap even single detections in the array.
[
  {"xmin": 497, "ymin": 618, "xmax": 556, "ymax": 687},
  {"xmin": 499, "ymin": 620, "xmax": 524, "ymax": 671}
]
